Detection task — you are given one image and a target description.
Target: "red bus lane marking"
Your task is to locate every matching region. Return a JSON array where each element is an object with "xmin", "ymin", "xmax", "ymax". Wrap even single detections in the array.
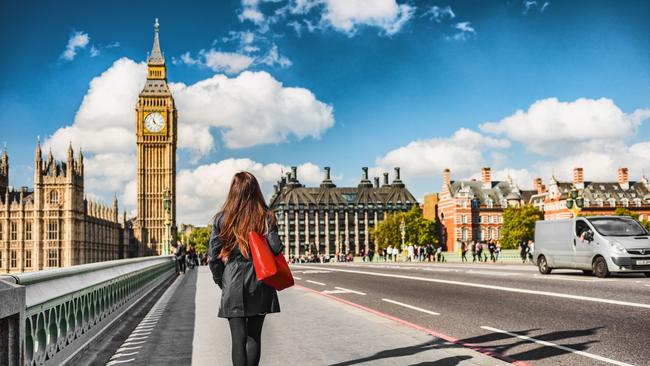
[{"xmin": 294, "ymin": 284, "xmax": 532, "ymax": 366}]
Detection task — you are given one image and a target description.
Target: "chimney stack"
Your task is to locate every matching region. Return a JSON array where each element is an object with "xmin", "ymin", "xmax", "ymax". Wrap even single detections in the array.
[
  {"xmin": 481, "ymin": 167, "xmax": 492, "ymax": 188},
  {"xmin": 374, "ymin": 177, "xmax": 380, "ymax": 188},
  {"xmin": 291, "ymin": 166, "xmax": 297, "ymax": 181},
  {"xmin": 362, "ymin": 167, "xmax": 369, "ymax": 180},
  {"xmin": 573, "ymin": 167, "xmax": 584, "ymax": 189},
  {"xmin": 324, "ymin": 166, "xmax": 331, "ymax": 181},
  {"xmin": 382, "ymin": 172, "xmax": 390, "ymax": 187},
  {"xmin": 394, "ymin": 167, "xmax": 401, "ymax": 181},
  {"xmin": 443, "ymin": 169, "xmax": 451, "ymax": 185},
  {"xmin": 618, "ymin": 167, "xmax": 629, "ymax": 190}
]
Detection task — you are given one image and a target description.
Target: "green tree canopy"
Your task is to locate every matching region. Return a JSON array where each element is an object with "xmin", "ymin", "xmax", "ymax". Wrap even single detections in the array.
[
  {"xmin": 371, "ymin": 206, "xmax": 437, "ymax": 250},
  {"xmin": 187, "ymin": 227, "xmax": 210, "ymax": 253},
  {"xmin": 501, "ymin": 204, "xmax": 544, "ymax": 249}
]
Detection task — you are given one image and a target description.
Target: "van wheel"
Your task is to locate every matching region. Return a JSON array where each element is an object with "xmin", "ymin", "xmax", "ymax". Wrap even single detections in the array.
[
  {"xmin": 582, "ymin": 270, "xmax": 593, "ymax": 276},
  {"xmin": 538, "ymin": 256, "xmax": 551, "ymax": 274},
  {"xmin": 593, "ymin": 257, "xmax": 610, "ymax": 278}
]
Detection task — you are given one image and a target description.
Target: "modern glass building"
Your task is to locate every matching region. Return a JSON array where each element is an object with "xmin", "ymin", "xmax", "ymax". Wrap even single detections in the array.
[{"xmin": 269, "ymin": 166, "xmax": 417, "ymax": 258}]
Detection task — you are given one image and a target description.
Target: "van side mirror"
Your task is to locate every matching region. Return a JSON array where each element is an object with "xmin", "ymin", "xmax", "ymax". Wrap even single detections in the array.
[{"xmin": 584, "ymin": 230, "xmax": 594, "ymax": 242}]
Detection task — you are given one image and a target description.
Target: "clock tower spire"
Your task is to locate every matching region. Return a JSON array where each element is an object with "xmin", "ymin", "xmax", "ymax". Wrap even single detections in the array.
[{"xmin": 134, "ymin": 18, "xmax": 177, "ymax": 256}]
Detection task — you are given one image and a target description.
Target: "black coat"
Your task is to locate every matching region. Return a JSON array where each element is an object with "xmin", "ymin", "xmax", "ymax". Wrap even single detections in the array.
[{"xmin": 208, "ymin": 213, "xmax": 283, "ymax": 318}]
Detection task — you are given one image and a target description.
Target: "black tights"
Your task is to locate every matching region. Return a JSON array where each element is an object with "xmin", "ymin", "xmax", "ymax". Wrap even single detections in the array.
[{"xmin": 228, "ymin": 315, "xmax": 265, "ymax": 366}]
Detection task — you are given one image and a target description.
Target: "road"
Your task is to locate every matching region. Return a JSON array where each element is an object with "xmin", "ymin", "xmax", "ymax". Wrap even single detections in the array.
[{"xmin": 291, "ymin": 262, "xmax": 650, "ymax": 366}]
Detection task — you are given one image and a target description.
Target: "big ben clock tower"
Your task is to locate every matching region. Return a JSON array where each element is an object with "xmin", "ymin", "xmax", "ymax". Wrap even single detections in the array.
[{"xmin": 135, "ymin": 18, "xmax": 177, "ymax": 255}]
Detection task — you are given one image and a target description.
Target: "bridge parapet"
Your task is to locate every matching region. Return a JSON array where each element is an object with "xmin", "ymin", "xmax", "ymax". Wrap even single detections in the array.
[{"xmin": 0, "ymin": 256, "xmax": 176, "ymax": 366}]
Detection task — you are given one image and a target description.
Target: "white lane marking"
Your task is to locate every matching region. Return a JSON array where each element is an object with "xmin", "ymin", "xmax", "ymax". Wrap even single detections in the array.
[
  {"xmin": 302, "ymin": 270, "xmax": 332, "ymax": 274},
  {"xmin": 335, "ymin": 287, "xmax": 366, "ymax": 295},
  {"xmin": 293, "ymin": 276, "xmax": 302, "ymax": 280},
  {"xmin": 293, "ymin": 265, "xmax": 650, "ymax": 310},
  {"xmin": 106, "ymin": 359, "xmax": 135, "ymax": 365},
  {"xmin": 111, "ymin": 351, "xmax": 139, "ymax": 359},
  {"xmin": 533, "ymin": 274, "xmax": 600, "ymax": 282},
  {"xmin": 481, "ymin": 326, "xmax": 635, "ymax": 366},
  {"xmin": 129, "ymin": 331, "xmax": 152, "ymax": 336},
  {"xmin": 382, "ymin": 298, "xmax": 440, "ymax": 316},
  {"xmin": 467, "ymin": 270, "xmax": 514, "ymax": 276},
  {"xmin": 125, "ymin": 336, "xmax": 148, "ymax": 341},
  {"xmin": 121, "ymin": 341, "xmax": 147, "ymax": 346},
  {"xmin": 306, "ymin": 280, "xmax": 326, "ymax": 286}
]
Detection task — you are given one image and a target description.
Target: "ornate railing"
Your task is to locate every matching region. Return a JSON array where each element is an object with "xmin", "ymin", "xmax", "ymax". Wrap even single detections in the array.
[{"xmin": 0, "ymin": 256, "xmax": 176, "ymax": 366}]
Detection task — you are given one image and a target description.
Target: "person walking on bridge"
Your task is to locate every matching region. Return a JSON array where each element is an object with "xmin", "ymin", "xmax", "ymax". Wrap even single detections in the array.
[{"xmin": 208, "ymin": 172, "xmax": 283, "ymax": 366}]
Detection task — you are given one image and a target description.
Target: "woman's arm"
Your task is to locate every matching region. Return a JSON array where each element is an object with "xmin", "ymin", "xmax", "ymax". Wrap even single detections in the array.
[
  {"xmin": 266, "ymin": 217, "xmax": 285, "ymax": 256},
  {"xmin": 208, "ymin": 214, "xmax": 225, "ymax": 287}
]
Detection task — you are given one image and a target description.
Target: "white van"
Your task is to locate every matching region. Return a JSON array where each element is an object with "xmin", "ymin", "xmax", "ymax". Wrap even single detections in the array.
[{"xmin": 534, "ymin": 216, "xmax": 650, "ymax": 278}]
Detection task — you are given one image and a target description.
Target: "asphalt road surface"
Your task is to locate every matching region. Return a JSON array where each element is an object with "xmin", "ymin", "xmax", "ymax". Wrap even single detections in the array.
[{"xmin": 291, "ymin": 262, "xmax": 650, "ymax": 366}]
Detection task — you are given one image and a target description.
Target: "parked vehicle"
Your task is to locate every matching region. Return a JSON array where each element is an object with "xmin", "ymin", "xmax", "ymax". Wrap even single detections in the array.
[{"xmin": 534, "ymin": 216, "xmax": 650, "ymax": 278}]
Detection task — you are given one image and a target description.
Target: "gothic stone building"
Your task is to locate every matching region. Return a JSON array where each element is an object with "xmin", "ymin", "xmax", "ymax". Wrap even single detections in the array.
[
  {"xmin": 269, "ymin": 166, "xmax": 417, "ymax": 258},
  {"xmin": 438, "ymin": 167, "xmax": 536, "ymax": 252},
  {"xmin": 0, "ymin": 145, "xmax": 127, "ymax": 274}
]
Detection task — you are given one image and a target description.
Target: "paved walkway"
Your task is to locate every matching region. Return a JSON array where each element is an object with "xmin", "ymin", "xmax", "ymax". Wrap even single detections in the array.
[{"xmin": 191, "ymin": 266, "xmax": 510, "ymax": 366}]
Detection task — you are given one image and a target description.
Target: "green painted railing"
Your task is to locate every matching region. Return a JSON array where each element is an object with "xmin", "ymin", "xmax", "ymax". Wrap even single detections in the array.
[{"xmin": 0, "ymin": 256, "xmax": 176, "ymax": 366}]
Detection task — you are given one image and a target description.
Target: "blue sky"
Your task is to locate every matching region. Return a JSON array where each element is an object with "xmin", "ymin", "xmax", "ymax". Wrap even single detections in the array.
[{"xmin": 1, "ymin": 0, "xmax": 649, "ymax": 224}]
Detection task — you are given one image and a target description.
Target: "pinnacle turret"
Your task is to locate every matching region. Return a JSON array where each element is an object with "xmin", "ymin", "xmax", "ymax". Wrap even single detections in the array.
[{"xmin": 148, "ymin": 18, "xmax": 165, "ymax": 65}]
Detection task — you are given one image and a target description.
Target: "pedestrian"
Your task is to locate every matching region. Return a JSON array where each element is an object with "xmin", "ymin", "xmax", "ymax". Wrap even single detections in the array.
[
  {"xmin": 495, "ymin": 242, "xmax": 501, "ymax": 262},
  {"xmin": 461, "ymin": 242, "xmax": 468, "ymax": 262},
  {"xmin": 528, "ymin": 240, "xmax": 535, "ymax": 263},
  {"xmin": 476, "ymin": 242, "xmax": 484, "ymax": 262},
  {"xmin": 436, "ymin": 246, "xmax": 443, "ymax": 262},
  {"xmin": 471, "ymin": 241, "xmax": 478, "ymax": 263},
  {"xmin": 386, "ymin": 245, "xmax": 393, "ymax": 261},
  {"xmin": 368, "ymin": 248, "xmax": 375, "ymax": 262},
  {"xmin": 519, "ymin": 240, "xmax": 528, "ymax": 264},
  {"xmin": 488, "ymin": 241, "xmax": 496, "ymax": 263},
  {"xmin": 361, "ymin": 248, "xmax": 366, "ymax": 262},
  {"xmin": 208, "ymin": 171, "xmax": 282, "ymax": 366},
  {"xmin": 426, "ymin": 244, "xmax": 434, "ymax": 262},
  {"xmin": 407, "ymin": 244, "xmax": 414, "ymax": 262},
  {"xmin": 173, "ymin": 240, "xmax": 186, "ymax": 274}
]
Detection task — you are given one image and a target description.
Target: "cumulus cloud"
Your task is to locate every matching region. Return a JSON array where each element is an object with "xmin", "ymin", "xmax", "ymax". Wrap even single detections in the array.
[
  {"xmin": 321, "ymin": 0, "xmax": 415, "ymax": 36},
  {"xmin": 178, "ymin": 49, "xmax": 254, "ymax": 74},
  {"xmin": 374, "ymin": 128, "xmax": 510, "ymax": 177},
  {"xmin": 61, "ymin": 31, "xmax": 90, "ymax": 61},
  {"xmin": 480, "ymin": 97, "xmax": 650, "ymax": 156},
  {"xmin": 176, "ymin": 159, "xmax": 323, "ymax": 225},
  {"xmin": 523, "ymin": 1, "xmax": 550, "ymax": 15},
  {"xmin": 171, "ymin": 70, "xmax": 334, "ymax": 149}
]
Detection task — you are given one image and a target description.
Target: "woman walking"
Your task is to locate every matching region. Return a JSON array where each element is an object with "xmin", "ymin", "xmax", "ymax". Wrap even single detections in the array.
[{"xmin": 208, "ymin": 172, "xmax": 283, "ymax": 366}]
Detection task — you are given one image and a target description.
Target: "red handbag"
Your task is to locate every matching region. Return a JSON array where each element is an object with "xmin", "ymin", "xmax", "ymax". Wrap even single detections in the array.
[{"xmin": 248, "ymin": 231, "xmax": 294, "ymax": 291}]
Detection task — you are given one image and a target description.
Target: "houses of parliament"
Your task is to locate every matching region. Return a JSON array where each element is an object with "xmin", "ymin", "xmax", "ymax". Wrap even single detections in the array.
[{"xmin": 0, "ymin": 19, "xmax": 177, "ymax": 273}]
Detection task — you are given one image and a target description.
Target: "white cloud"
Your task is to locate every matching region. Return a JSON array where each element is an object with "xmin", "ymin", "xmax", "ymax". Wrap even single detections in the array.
[
  {"xmin": 171, "ymin": 70, "xmax": 334, "ymax": 149},
  {"xmin": 61, "ymin": 31, "xmax": 90, "ymax": 61},
  {"xmin": 176, "ymin": 159, "xmax": 323, "ymax": 225},
  {"xmin": 523, "ymin": 1, "xmax": 550, "ymax": 14},
  {"xmin": 258, "ymin": 44, "xmax": 292, "ymax": 68},
  {"xmin": 89, "ymin": 45, "xmax": 99, "ymax": 57},
  {"xmin": 423, "ymin": 5, "xmax": 455, "ymax": 23},
  {"xmin": 321, "ymin": 0, "xmax": 415, "ymax": 36},
  {"xmin": 446, "ymin": 21, "xmax": 476, "ymax": 41},
  {"xmin": 374, "ymin": 128, "xmax": 510, "ymax": 177},
  {"xmin": 201, "ymin": 49, "xmax": 255, "ymax": 74},
  {"xmin": 480, "ymin": 97, "xmax": 650, "ymax": 156}
]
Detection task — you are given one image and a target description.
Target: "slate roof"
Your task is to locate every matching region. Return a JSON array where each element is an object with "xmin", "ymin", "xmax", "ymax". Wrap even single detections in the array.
[
  {"xmin": 446, "ymin": 179, "xmax": 536, "ymax": 206},
  {"xmin": 1, "ymin": 189, "xmax": 34, "ymax": 205},
  {"xmin": 269, "ymin": 168, "xmax": 418, "ymax": 209}
]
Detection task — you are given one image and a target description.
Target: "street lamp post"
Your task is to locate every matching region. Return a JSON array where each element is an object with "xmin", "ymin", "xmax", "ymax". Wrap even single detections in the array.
[
  {"xmin": 163, "ymin": 190, "xmax": 171, "ymax": 255},
  {"xmin": 400, "ymin": 218, "xmax": 406, "ymax": 251},
  {"xmin": 566, "ymin": 188, "xmax": 584, "ymax": 217}
]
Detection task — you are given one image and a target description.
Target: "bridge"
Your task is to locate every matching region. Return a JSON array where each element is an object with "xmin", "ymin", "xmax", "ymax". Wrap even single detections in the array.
[{"xmin": 1, "ymin": 258, "xmax": 648, "ymax": 366}]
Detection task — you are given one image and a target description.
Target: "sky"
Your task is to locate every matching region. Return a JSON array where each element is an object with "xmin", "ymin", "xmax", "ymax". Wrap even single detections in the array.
[{"xmin": 1, "ymin": 0, "xmax": 649, "ymax": 225}]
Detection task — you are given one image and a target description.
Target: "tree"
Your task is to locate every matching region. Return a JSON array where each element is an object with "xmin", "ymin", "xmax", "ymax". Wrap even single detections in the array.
[
  {"xmin": 371, "ymin": 206, "xmax": 437, "ymax": 250},
  {"xmin": 188, "ymin": 227, "xmax": 210, "ymax": 254},
  {"xmin": 501, "ymin": 204, "xmax": 544, "ymax": 249}
]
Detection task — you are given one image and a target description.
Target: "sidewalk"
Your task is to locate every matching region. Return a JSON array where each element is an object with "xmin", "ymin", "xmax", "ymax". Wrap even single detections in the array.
[{"xmin": 192, "ymin": 267, "xmax": 510, "ymax": 366}]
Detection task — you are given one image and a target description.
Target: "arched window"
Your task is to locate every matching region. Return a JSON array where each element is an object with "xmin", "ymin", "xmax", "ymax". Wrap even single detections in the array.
[
  {"xmin": 488, "ymin": 227, "xmax": 494, "ymax": 240},
  {"xmin": 50, "ymin": 190, "xmax": 59, "ymax": 204},
  {"xmin": 461, "ymin": 227, "xmax": 468, "ymax": 241}
]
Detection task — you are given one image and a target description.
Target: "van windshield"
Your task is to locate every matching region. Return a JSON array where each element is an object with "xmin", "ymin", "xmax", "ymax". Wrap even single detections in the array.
[{"xmin": 587, "ymin": 217, "xmax": 648, "ymax": 237}]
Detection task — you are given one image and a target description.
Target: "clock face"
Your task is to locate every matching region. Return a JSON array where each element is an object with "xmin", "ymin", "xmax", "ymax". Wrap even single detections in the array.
[{"xmin": 144, "ymin": 112, "xmax": 165, "ymax": 133}]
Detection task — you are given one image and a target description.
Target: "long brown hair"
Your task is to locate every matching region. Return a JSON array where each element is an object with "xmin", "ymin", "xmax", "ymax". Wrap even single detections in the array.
[{"xmin": 217, "ymin": 171, "xmax": 274, "ymax": 260}]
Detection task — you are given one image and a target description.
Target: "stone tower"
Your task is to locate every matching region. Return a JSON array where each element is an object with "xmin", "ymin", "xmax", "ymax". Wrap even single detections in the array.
[
  {"xmin": 134, "ymin": 18, "xmax": 177, "ymax": 255},
  {"xmin": 0, "ymin": 145, "xmax": 8, "ymax": 195}
]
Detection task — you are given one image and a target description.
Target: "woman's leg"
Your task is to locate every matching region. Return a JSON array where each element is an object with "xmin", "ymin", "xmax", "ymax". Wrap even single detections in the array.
[
  {"xmin": 228, "ymin": 317, "xmax": 248, "ymax": 366},
  {"xmin": 245, "ymin": 315, "xmax": 266, "ymax": 366}
]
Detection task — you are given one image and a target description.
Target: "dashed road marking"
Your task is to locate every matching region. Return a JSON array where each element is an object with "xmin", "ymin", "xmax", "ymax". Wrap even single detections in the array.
[
  {"xmin": 306, "ymin": 280, "xmax": 326, "ymax": 286},
  {"xmin": 334, "ymin": 287, "xmax": 366, "ymax": 295},
  {"xmin": 106, "ymin": 358, "xmax": 135, "ymax": 365},
  {"xmin": 293, "ymin": 276, "xmax": 302, "ymax": 280},
  {"xmin": 481, "ymin": 326, "xmax": 635, "ymax": 366},
  {"xmin": 382, "ymin": 298, "xmax": 440, "ymax": 316}
]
